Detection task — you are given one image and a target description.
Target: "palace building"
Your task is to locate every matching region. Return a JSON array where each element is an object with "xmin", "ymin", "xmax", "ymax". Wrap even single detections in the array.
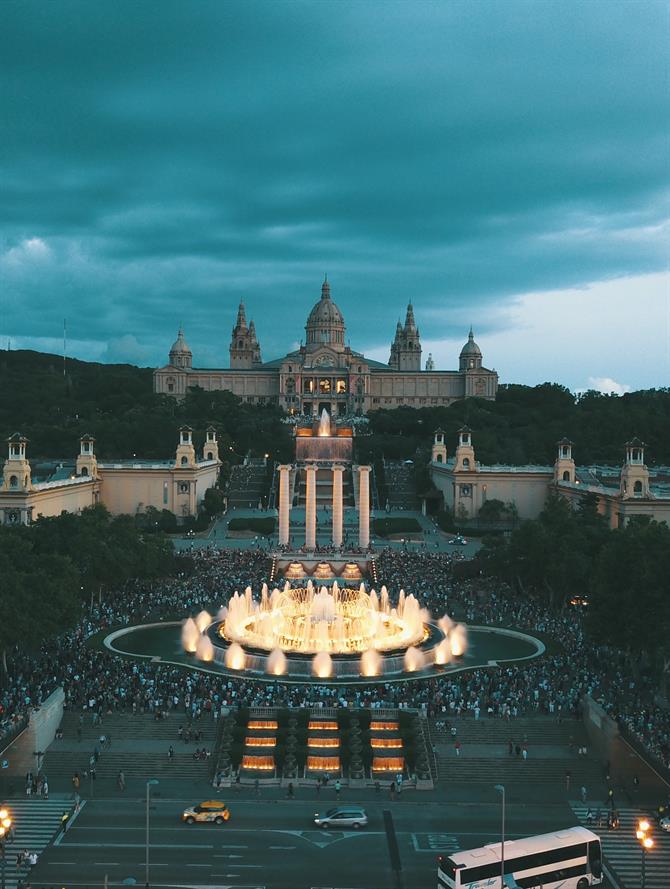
[
  {"xmin": 430, "ymin": 429, "xmax": 670, "ymax": 529},
  {"xmin": 0, "ymin": 428, "xmax": 221, "ymax": 526},
  {"xmin": 153, "ymin": 279, "xmax": 498, "ymax": 414}
]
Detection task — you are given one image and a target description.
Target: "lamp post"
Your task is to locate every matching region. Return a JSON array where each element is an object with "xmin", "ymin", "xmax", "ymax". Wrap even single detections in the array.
[
  {"xmin": 0, "ymin": 807, "xmax": 13, "ymax": 889},
  {"xmin": 494, "ymin": 784, "xmax": 505, "ymax": 889},
  {"xmin": 636, "ymin": 819, "xmax": 654, "ymax": 889},
  {"xmin": 145, "ymin": 779, "xmax": 159, "ymax": 888}
]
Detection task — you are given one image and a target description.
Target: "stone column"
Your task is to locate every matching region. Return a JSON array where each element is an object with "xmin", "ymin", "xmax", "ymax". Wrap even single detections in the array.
[
  {"xmin": 278, "ymin": 464, "xmax": 291, "ymax": 546},
  {"xmin": 305, "ymin": 463, "xmax": 317, "ymax": 550},
  {"xmin": 332, "ymin": 464, "xmax": 344, "ymax": 548},
  {"xmin": 358, "ymin": 465, "xmax": 371, "ymax": 549}
]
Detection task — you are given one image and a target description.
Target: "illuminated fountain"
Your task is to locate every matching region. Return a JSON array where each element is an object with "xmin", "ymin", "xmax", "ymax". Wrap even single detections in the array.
[
  {"xmin": 178, "ymin": 574, "xmax": 472, "ymax": 681},
  {"xmin": 222, "ymin": 580, "xmax": 428, "ymax": 655}
]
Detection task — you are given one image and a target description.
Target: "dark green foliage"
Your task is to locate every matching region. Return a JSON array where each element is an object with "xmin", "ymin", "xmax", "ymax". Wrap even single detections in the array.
[
  {"xmin": 0, "ymin": 350, "xmax": 293, "ymax": 462},
  {"xmin": 227, "ymin": 517, "xmax": 276, "ymax": 535},
  {"xmin": 359, "ymin": 385, "xmax": 670, "ymax": 465},
  {"xmin": 0, "ymin": 504, "xmax": 174, "ymax": 655},
  {"xmin": 373, "ymin": 517, "xmax": 422, "ymax": 536}
]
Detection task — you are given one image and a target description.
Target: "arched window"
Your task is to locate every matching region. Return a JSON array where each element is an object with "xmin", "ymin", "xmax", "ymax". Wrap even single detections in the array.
[
  {"xmin": 634, "ymin": 480, "xmax": 643, "ymax": 494},
  {"xmin": 81, "ymin": 466, "xmax": 89, "ymax": 476},
  {"xmin": 562, "ymin": 470, "xmax": 570, "ymax": 481},
  {"xmin": 462, "ymin": 458, "xmax": 470, "ymax": 469},
  {"xmin": 9, "ymin": 475, "xmax": 18, "ymax": 488},
  {"xmin": 436, "ymin": 454, "xmax": 443, "ymax": 463},
  {"xmin": 206, "ymin": 451, "xmax": 213, "ymax": 460},
  {"xmin": 181, "ymin": 456, "xmax": 188, "ymax": 466}
]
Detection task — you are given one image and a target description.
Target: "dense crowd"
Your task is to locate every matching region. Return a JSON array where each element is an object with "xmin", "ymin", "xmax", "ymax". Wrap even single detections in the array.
[{"xmin": 1, "ymin": 547, "xmax": 668, "ymax": 771}]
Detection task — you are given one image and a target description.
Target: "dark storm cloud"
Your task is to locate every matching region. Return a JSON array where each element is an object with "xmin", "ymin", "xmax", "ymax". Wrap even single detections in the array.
[{"xmin": 1, "ymin": 0, "xmax": 667, "ymax": 369}]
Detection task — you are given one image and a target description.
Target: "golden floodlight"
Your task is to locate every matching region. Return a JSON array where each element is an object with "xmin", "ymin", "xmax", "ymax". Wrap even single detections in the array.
[
  {"xmin": 638, "ymin": 819, "xmax": 650, "ymax": 832},
  {"xmin": 643, "ymin": 837, "xmax": 654, "ymax": 850}
]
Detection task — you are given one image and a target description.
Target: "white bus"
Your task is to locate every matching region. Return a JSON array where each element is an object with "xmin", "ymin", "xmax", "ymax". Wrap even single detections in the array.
[{"xmin": 437, "ymin": 826, "xmax": 603, "ymax": 889}]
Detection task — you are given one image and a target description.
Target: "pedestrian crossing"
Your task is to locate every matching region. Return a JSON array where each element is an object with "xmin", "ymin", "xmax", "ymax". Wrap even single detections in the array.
[
  {"xmin": 0, "ymin": 798, "xmax": 78, "ymax": 888},
  {"xmin": 571, "ymin": 803, "xmax": 670, "ymax": 889}
]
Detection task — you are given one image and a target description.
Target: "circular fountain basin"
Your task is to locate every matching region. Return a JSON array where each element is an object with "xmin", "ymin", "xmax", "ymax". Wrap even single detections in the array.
[{"xmin": 104, "ymin": 621, "xmax": 545, "ymax": 685}]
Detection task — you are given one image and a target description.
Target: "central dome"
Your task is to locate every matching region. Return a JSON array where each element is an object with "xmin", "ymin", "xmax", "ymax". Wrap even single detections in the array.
[{"xmin": 305, "ymin": 278, "xmax": 346, "ymax": 351}]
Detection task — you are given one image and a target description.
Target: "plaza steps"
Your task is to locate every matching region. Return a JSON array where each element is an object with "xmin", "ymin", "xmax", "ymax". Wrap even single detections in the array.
[
  {"xmin": 382, "ymin": 460, "xmax": 420, "ymax": 510},
  {"xmin": 42, "ymin": 711, "xmax": 217, "ymax": 781},
  {"xmin": 429, "ymin": 715, "xmax": 590, "ymax": 747},
  {"xmin": 428, "ymin": 717, "xmax": 604, "ymax": 790},
  {"xmin": 227, "ymin": 462, "xmax": 269, "ymax": 507}
]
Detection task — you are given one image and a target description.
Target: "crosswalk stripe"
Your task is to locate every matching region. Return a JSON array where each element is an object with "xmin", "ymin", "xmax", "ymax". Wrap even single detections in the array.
[
  {"xmin": 0, "ymin": 799, "xmax": 82, "ymax": 889},
  {"xmin": 571, "ymin": 803, "xmax": 670, "ymax": 889}
]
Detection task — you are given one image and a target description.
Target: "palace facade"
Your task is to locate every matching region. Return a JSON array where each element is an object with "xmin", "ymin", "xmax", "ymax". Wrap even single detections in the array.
[
  {"xmin": 0, "ymin": 428, "xmax": 220, "ymax": 525},
  {"xmin": 153, "ymin": 279, "xmax": 498, "ymax": 414},
  {"xmin": 430, "ymin": 430, "xmax": 670, "ymax": 529}
]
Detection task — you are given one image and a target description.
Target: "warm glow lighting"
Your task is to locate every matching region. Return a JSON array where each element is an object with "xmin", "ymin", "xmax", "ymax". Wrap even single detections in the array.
[
  {"xmin": 370, "ymin": 721, "xmax": 399, "ymax": 731},
  {"xmin": 371, "ymin": 738, "xmax": 403, "ymax": 748},
  {"xmin": 636, "ymin": 830, "xmax": 645, "ymax": 840},
  {"xmin": 245, "ymin": 737, "xmax": 276, "ymax": 747},
  {"xmin": 241, "ymin": 755, "xmax": 275, "ymax": 770},
  {"xmin": 643, "ymin": 837, "xmax": 654, "ymax": 849},
  {"xmin": 248, "ymin": 720, "xmax": 278, "ymax": 730},
  {"xmin": 312, "ymin": 651, "xmax": 333, "ymax": 678},
  {"xmin": 307, "ymin": 755, "xmax": 340, "ymax": 771},
  {"xmin": 0, "ymin": 809, "xmax": 7, "ymax": 819},
  {"xmin": 308, "ymin": 738, "xmax": 340, "ymax": 748},
  {"xmin": 225, "ymin": 642, "xmax": 246, "ymax": 670},
  {"xmin": 372, "ymin": 756, "xmax": 404, "ymax": 771},
  {"xmin": 638, "ymin": 819, "xmax": 650, "ymax": 832},
  {"xmin": 308, "ymin": 720, "xmax": 338, "ymax": 731}
]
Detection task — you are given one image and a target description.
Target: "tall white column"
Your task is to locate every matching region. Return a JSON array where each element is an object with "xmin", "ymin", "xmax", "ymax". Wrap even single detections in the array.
[
  {"xmin": 332, "ymin": 464, "xmax": 344, "ymax": 548},
  {"xmin": 278, "ymin": 464, "xmax": 291, "ymax": 546},
  {"xmin": 305, "ymin": 464, "xmax": 317, "ymax": 550},
  {"xmin": 358, "ymin": 465, "xmax": 371, "ymax": 549}
]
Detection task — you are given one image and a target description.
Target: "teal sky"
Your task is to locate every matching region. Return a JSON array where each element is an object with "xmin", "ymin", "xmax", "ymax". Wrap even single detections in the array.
[{"xmin": 1, "ymin": 0, "xmax": 668, "ymax": 392}]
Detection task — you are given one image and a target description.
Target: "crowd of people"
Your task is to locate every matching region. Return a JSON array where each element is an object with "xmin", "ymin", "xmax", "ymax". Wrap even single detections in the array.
[{"xmin": 1, "ymin": 546, "xmax": 668, "ymax": 773}]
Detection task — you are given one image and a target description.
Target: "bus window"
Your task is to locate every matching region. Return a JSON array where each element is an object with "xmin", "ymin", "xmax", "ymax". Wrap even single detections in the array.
[{"xmin": 588, "ymin": 840, "xmax": 602, "ymax": 878}]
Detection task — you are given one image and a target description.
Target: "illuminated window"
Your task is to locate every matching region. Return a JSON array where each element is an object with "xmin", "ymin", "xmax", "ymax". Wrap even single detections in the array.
[
  {"xmin": 336, "ymin": 379, "xmax": 347, "ymax": 394},
  {"xmin": 319, "ymin": 378, "xmax": 331, "ymax": 393},
  {"xmin": 303, "ymin": 379, "xmax": 315, "ymax": 394}
]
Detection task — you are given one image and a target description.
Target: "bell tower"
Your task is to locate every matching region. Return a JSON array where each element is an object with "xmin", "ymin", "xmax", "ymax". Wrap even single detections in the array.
[
  {"xmin": 76, "ymin": 434, "xmax": 99, "ymax": 479},
  {"xmin": 432, "ymin": 428, "xmax": 447, "ymax": 464},
  {"xmin": 3, "ymin": 433, "xmax": 32, "ymax": 491},
  {"xmin": 620, "ymin": 437, "xmax": 650, "ymax": 499},
  {"xmin": 175, "ymin": 426, "xmax": 196, "ymax": 468},
  {"xmin": 453, "ymin": 426, "xmax": 476, "ymax": 472},
  {"xmin": 389, "ymin": 304, "xmax": 422, "ymax": 371},
  {"xmin": 203, "ymin": 426, "xmax": 220, "ymax": 463},
  {"xmin": 554, "ymin": 438, "xmax": 575, "ymax": 484},
  {"xmin": 230, "ymin": 303, "xmax": 262, "ymax": 368}
]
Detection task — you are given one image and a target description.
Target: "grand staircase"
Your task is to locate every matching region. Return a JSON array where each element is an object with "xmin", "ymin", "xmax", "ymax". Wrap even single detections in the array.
[
  {"xmin": 227, "ymin": 461, "xmax": 269, "ymax": 508},
  {"xmin": 42, "ymin": 711, "xmax": 218, "ymax": 782},
  {"xmin": 428, "ymin": 716, "xmax": 603, "ymax": 792}
]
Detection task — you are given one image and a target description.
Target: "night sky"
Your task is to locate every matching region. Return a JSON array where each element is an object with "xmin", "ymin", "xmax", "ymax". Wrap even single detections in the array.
[{"xmin": 1, "ymin": 0, "xmax": 668, "ymax": 392}]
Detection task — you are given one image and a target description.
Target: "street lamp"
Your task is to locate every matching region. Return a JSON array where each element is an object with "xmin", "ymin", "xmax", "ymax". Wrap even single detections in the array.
[
  {"xmin": 494, "ymin": 784, "xmax": 505, "ymax": 889},
  {"xmin": 145, "ymin": 779, "xmax": 159, "ymax": 888},
  {"xmin": 0, "ymin": 807, "xmax": 13, "ymax": 889},
  {"xmin": 636, "ymin": 819, "xmax": 654, "ymax": 888}
]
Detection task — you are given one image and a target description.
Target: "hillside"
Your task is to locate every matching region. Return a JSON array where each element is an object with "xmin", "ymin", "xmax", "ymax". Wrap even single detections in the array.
[
  {"xmin": 1, "ymin": 350, "xmax": 668, "ymax": 467},
  {"xmin": 0, "ymin": 349, "xmax": 293, "ymax": 462}
]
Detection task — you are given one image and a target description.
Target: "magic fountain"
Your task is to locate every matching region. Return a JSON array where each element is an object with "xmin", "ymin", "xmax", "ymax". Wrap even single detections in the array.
[{"xmin": 181, "ymin": 580, "xmax": 469, "ymax": 681}]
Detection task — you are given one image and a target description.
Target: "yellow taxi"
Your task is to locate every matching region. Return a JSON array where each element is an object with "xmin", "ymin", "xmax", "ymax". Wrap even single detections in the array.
[{"xmin": 181, "ymin": 800, "xmax": 230, "ymax": 824}]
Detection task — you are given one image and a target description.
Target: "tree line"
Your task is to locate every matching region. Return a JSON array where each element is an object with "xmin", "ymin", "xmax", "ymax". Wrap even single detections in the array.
[
  {"xmin": 480, "ymin": 493, "xmax": 670, "ymax": 683},
  {"xmin": 0, "ymin": 505, "xmax": 174, "ymax": 665}
]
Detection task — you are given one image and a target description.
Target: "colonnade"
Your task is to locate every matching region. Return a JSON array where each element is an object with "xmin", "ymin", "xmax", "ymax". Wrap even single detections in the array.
[{"xmin": 277, "ymin": 463, "xmax": 371, "ymax": 549}]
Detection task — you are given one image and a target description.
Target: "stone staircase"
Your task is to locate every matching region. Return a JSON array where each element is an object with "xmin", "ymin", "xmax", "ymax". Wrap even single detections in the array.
[
  {"xmin": 42, "ymin": 711, "xmax": 218, "ymax": 782},
  {"xmin": 428, "ymin": 716, "xmax": 603, "ymax": 791},
  {"xmin": 383, "ymin": 460, "xmax": 420, "ymax": 509},
  {"xmin": 227, "ymin": 462, "xmax": 269, "ymax": 508}
]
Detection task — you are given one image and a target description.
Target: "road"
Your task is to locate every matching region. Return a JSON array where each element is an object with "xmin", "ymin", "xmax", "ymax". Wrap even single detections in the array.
[{"xmin": 31, "ymin": 795, "xmax": 589, "ymax": 888}]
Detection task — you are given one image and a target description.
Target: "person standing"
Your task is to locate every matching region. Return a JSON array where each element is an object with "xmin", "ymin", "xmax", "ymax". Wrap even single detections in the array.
[{"xmin": 334, "ymin": 779, "xmax": 341, "ymax": 799}]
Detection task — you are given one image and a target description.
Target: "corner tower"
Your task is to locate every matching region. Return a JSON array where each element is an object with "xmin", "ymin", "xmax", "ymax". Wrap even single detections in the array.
[
  {"xmin": 3, "ymin": 433, "xmax": 32, "ymax": 491},
  {"xmin": 230, "ymin": 303, "xmax": 262, "ymax": 368},
  {"xmin": 389, "ymin": 303, "xmax": 421, "ymax": 370},
  {"xmin": 76, "ymin": 434, "xmax": 99, "ymax": 479},
  {"xmin": 620, "ymin": 437, "xmax": 650, "ymax": 499}
]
